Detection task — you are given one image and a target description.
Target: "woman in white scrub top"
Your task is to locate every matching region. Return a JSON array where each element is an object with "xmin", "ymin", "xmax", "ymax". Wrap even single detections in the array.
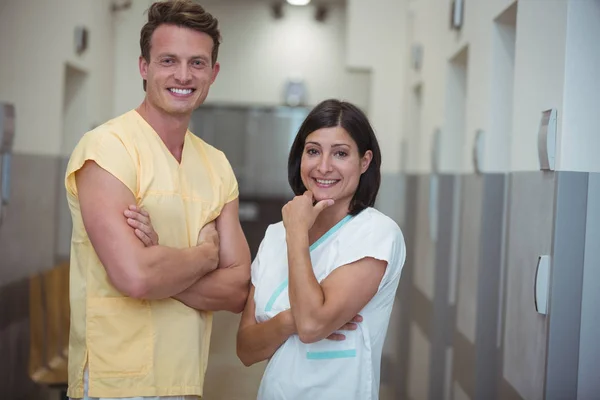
[{"xmin": 237, "ymin": 99, "xmax": 406, "ymax": 400}]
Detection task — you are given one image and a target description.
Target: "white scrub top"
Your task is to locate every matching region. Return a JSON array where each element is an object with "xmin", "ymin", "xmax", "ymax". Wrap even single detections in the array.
[{"xmin": 251, "ymin": 207, "xmax": 406, "ymax": 400}]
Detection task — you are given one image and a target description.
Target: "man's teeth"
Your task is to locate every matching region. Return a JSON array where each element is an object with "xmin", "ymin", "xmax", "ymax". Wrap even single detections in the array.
[
  {"xmin": 170, "ymin": 88, "xmax": 193, "ymax": 95},
  {"xmin": 316, "ymin": 179, "xmax": 337, "ymax": 185}
]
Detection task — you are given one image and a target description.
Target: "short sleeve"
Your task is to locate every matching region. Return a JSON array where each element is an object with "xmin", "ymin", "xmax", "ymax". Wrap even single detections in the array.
[
  {"xmin": 219, "ymin": 152, "xmax": 239, "ymax": 203},
  {"xmin": 250, "ymin": 255, "xmax": 261, "ymax": 287},
  {"xmin": 65, "ymin": 130, "xmax": 138, "ymax": 198},
  {"xmin": 333, "ymin": 218, "xmax": 406, "ymax": 288}
]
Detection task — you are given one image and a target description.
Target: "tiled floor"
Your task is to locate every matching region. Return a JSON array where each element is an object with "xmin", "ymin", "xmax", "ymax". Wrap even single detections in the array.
[{"xmin": 203, "ymin": 311, "xmax": 266, "ymax": 400}]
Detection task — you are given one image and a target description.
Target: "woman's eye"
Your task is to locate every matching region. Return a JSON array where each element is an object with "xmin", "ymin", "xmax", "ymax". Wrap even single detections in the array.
[
  {"xmin": 306, "ymin": 148, "xmax": 319, "ymax": 155},
  {"xmin": 335, "ymin": 151, "xmax": 348, "ymax": 158}
]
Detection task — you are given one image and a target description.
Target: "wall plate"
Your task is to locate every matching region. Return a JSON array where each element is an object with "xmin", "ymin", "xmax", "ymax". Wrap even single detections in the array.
[
  {"xmin": 450, "ymin": 0, "xmax": 464, "ymax": 30},
  {"xmin": 74, "ymin": 26, "xmax": 88, "ymax": 55},
  {"xmin": 411, "ymin": 43, "xmax": 423, "ymax": 71},
  {"xmin": 538, "ymin": 108, "xmax": 557, "ymax": 171},
  {"xmin": 534, "ymin": 255, "xmax": 551, "ymax": 315},
  {"xmin": 431, "ymin": 128, "xmax": 441, "ymax": 173},
  {"xmin": 472, "ymin": 129, "xmax": 484, "ymax": 174},
  {"xmin": 0, "ymin": 103, "xmax": 15, "ymax": 228}
]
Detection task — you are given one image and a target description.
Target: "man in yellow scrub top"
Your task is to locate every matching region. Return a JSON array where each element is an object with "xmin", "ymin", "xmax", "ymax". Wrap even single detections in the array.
[{"xmin": 63, "ymin": 1, "xmax": 251, "ymax": 399}]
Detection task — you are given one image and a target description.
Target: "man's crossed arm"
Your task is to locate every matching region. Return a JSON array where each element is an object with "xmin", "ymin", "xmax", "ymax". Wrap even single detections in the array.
[{"xmin": 76, "ymin": 160, "xmax": 251, "ymax": 312}]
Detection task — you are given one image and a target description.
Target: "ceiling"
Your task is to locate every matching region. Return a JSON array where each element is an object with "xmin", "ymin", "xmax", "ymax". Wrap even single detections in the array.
[{"xmin": 198, "ymin": 0, "xmax": 345, "ymax": 5}]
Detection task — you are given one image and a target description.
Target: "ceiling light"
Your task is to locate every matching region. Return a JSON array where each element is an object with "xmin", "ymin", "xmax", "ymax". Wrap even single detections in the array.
[{"xmin": 287, "ymin": 0, "xmax": 311, "ymax": 5}]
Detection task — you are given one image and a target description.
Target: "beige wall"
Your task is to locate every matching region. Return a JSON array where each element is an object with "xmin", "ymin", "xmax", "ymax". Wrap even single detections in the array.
[
  {"xmin": 112, "ymin": 0, "xmax": 371, "ymax": 118},
  {"xmin": 399, "ymin": 0, "xmax": 576, "ymax": 173},
  {"xmin": 0, "ymin": 0, "xmax": 114, "ymax": 156},
  {"xmin": 346, "ymin": 0, "xmax": 407, "ymax": 174}
]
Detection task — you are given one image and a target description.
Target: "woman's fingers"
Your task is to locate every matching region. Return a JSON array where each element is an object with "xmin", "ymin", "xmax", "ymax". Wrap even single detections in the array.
[
  {"xmin": 326, "ymin": 333, "xmax": 346, "ymax": 341},
  {"xmin": 339, "ymin": 322, "xmax": 358, "ymax": 331}
]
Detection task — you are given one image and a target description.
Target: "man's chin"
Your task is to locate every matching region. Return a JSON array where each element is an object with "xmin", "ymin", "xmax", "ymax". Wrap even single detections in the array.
[{"xmin": 162, "ymin": 104, "xmax": 196, "ymax": 116}]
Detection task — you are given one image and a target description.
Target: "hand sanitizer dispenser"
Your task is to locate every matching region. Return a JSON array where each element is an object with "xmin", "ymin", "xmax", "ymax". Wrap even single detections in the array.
[{"xmin": 0, "ymin": 103, "xmax": 15, "ymax": 228}]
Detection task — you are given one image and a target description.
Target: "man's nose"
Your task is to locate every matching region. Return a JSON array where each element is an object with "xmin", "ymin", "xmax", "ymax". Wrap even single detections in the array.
[{"xmin": 174, "ymin": 64, "xmax": 191, "ymax": 84}]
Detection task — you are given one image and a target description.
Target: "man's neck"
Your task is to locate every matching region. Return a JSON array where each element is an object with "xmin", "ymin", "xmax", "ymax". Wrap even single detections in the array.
[{"xmin": 136, "ymin": 100, "xmax": 191, "ymax": 162}]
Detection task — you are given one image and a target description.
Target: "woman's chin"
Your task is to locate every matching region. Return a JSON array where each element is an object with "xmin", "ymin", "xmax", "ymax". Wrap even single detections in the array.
[{"xmin": 312, "ymin": 193, "xmax": 335, "ymax": 203}]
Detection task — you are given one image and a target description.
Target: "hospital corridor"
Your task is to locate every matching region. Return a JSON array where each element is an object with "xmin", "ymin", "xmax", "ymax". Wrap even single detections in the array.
[{"xmin": 1, "ymin": 0, "xmax": 600, "ymax": 399}]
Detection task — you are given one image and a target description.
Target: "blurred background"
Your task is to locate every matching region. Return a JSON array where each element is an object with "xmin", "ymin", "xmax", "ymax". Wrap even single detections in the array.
[{"xmin": 1, "ymin": 0, "xmax": 599, "ymax": 399}]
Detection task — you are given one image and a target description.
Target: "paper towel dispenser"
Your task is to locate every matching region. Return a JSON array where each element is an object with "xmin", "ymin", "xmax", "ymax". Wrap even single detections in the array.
[{"xmin": 0, "ymin": 103, "xmax": 15, "ymax": 228}]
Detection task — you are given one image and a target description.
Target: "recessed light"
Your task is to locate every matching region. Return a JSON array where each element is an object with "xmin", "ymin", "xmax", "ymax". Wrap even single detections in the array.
[{"xmin": 287, "ymin": 0, "xmax": 311, "ymax": 5}]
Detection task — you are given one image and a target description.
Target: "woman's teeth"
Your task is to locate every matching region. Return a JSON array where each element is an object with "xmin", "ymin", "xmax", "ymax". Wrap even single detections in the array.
[{"xmin": 316, "ymin": 179, "xmax": 338, "ymax": 185}]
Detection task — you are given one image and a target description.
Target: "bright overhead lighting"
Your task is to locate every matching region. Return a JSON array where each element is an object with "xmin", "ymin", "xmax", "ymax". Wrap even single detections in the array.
[{"xmin": 287, "ymin": 0, "xmax": 311, "ymax": 5}]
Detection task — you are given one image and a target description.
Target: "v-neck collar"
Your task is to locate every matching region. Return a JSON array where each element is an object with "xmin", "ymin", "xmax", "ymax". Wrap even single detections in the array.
[
  {"xmin": 309, "ymin": 215, "xmax": 353, "ymax": 252},
  {"xmin": 132, "ymin": 109, "xmax": 189, "ymax": 166}
]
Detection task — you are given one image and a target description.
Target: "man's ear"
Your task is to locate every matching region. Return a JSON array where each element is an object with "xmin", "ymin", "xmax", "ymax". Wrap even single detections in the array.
[
  {"xmin": 139, "ymin": 56, "xmax": 148, "ymax": 80},
  {"xmin": 210, "ymin": 62, "xmax": 221, "ymax": 84}
]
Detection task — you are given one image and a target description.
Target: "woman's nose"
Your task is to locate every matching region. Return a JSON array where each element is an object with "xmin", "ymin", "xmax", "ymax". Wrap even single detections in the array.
[{"xmin": 317, "ymin": 156, "xmax": 333, "ymax": 173}]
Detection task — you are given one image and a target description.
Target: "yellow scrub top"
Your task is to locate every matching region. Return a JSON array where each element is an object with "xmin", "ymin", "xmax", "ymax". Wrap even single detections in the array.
[{"xmin": 64, "ymin": 110, "xmax": 238, "ymax": 398}]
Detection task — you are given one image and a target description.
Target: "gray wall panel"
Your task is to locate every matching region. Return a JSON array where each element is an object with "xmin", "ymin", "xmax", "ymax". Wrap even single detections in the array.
[
  {"xmin": 55, "ymin": 156, "xmax": 72, "ymax": 262},
  {"xmin": 455, "ymin": 174, "xmax": 484, "ymax": 343},
  {"xmin": 378, "ymin": 172, "xmax": 407, "ymax": 399},
  {"xmin": 397, "ymin": 175, "xmax": 421, "ymax": 400},
  {"xmin": 377, "ymin": 172, "xmax": 406, "ymax": 226},
  {"xmin": 502, "ymin": 172, "xmax": 555, "ymax": 400},
  {"xmin": 475, "ymin": 173, "xmax": 506, "ymax": 400},
  {"xmin": 408, "ymin": 322, "xmax": 431, "ymax": 400},
  {"xmin": 429, "ymin": 175, "xmax": 460, "ymax": 400},
  {"xmin": 0, "ymin": 153, "xmax": 60, "ymax": 286},
  {"xmin": 545, "ymin": 171, "xmax": 588, "ymax": 399},
  {"xmin": 452, "ymin": 329, "xmax": 476, "ymax": 399},
  {"xmin": 578, "ymin": 172, "xmax": 600, "ymax": 399},
  {"xmin": 414, "ymin": 175, "xmax": 436, "ymax": 300}
]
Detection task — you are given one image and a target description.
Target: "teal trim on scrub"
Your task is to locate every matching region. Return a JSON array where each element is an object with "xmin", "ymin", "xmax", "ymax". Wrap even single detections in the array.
[
  {"xmin": 309, "ymin": 215, "xmax": 353, "ymax": 252},
  {"xmin": 306, "ymin": 349, "xmax": 357, "ymax": 359},
  {"xmin": 265, "ymin": 279, "xmax": 289, "ymax": 312}
]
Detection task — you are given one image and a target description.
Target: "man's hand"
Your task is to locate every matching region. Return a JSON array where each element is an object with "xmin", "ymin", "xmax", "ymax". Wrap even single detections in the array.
[
  {"xmin": 125, "ymin": 205, "xmax": 159, "ymax": 247},
  {"xmin": 198, "ymin": 220, "xmax": 219, "ymax": 246},
  {"xmin": 326, "ymin": 314, "xmax": 363, "ymax": 341},
  {"xmin": 197, "ymin": 220, "xmax": 220, "ymax": 267},
  {"xmin": 172, "ymin": 199, "xmax": 250, "ymax": 312}
]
